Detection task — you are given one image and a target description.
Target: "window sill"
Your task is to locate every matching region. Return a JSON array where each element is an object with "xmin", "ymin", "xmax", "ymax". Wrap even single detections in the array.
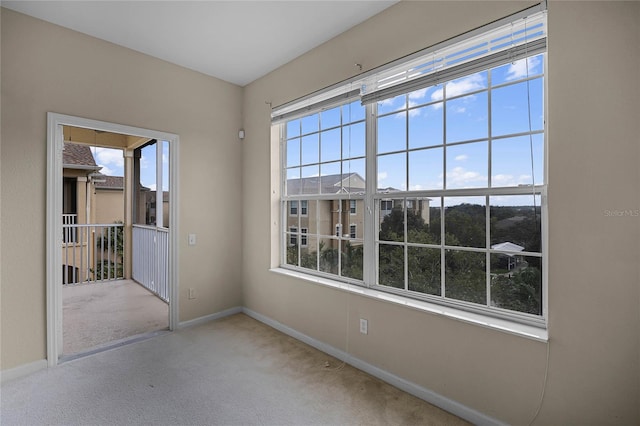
[{"xmin": 269, "ymin": 267, "xmax": 548, "ymax": 342}]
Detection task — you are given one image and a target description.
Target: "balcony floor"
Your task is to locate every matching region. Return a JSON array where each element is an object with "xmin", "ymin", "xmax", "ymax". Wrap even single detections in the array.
[{"xmin": 63, "ymin": 279, "xmax": 169, "ymax": 355}]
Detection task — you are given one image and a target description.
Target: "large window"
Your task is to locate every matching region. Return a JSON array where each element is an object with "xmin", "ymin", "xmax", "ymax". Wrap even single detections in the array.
[{"xmin": 277, "ymin": 7, "xmax": 546, "ymax": 325}]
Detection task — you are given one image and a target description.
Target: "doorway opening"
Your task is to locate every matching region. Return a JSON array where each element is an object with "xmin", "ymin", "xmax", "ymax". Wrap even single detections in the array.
[{"xmin": 47, "ymin": 113, "xmax": 180, "ymax": 365}]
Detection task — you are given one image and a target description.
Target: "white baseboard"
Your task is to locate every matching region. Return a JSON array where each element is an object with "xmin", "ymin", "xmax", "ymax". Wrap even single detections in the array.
[
  {"xmin": 242, "ymin": 307, "xmax": 506, "ymax": 426},
  {"xmin": 1, "ymin": 359, "xmax": 48, "ymax": 384},
  {"xmin": 178, "ymin": 306, "xmax": 242, "ymax": 329}
]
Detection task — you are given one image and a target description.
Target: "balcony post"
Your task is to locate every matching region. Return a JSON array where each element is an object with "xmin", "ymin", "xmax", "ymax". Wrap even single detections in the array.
[{"xmin": 123, "ymin": 149, "xmax": 134, "ymax": 279}]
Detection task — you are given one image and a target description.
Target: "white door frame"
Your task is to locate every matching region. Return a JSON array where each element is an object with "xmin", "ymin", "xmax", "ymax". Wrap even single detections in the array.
[{"xmin": 46, "ymin": 112, "xmax": 180, "ymax": 367}]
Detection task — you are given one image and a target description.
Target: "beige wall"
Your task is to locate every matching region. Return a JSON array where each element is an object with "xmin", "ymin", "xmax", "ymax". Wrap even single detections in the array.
[
  {"xmin": 1, "ymin": 1, "xmax": 638, "ymax": 424},
  {"xmin": 1, "ymin": 9, "xmax": 243, "ymax": 369},
  {"xmin": 94, "ymin": 189, "xmax": 124, "ymax": 224},
  {"xmin": 243, "ymin": 1, "xmax": 639, "ymax": 425}
]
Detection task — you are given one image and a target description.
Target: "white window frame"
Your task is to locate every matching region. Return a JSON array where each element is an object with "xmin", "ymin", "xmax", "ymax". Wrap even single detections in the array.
[
  {"xmin": 274, "ymin": 5, "xmax": 548, "ymax": 329},
  {"xmin": 349, "ymin": 199, "xmax": 356, "ymax": 215}
]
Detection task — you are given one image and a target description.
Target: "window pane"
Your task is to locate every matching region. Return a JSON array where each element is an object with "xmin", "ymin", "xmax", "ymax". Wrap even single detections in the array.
[
  {"xmin": 343, "ymin": 122, "xmax": 365, "ymax": 159},
  {"xmin": 287, "ymin": 119, "xmax": 301, "ymax": 138},
  {"xmin": 378, "ymin": 244, "xmax": 404, "ymax": 289},
  {"xmin": 378, "ymin": 152, "xmax": 406, "ymax": 191},
  {"xmin": 342, "ymin": 240, "xmax": 363, "ymax": 280},
  {"xmin": 343, "ymin": 159, "xmax": 366, "ymax": 193},
  {"xmin": 491, "ymin": 254, "xmax": 542, "ymax": 315},
  {"xmin": 491, "ymin": 135, "xmax": 543, "ymax": 187},
  {"xmin": 320, "ymin": 128, "xmax": 341, "ymax": 163},
  {"xmin": 490, "ymin": 195, "xmax": 541, "ymax": 253},
  {"xmin": 343, "ymin": 101, "xmax": 365, "ymax": 124},
  {"xmin": 301, "ymin": 165, "xmax": 319, "ymax": 194},
  {"xmin": 320, "ymin": 162, "xmax": 341, "ymax": 195},
  {"xmin": 285, "ymin": 231, "xmax": 299, "ymax": 267},
  {"xmin": 492, "ymin": 78, "xmax": 544, "ymax": 136},
  {"xmin": 301, "ymin": 114, "xmax": 319, "ymax": 135},
  {"xmin": 446, "ymin": 142, "xmax": 488, "ymax": 189},
  {"xmin": 319, "ymin": 237, "xmax": 339, "ymax": 275},
  {"xmin": 300, "ymin": 235, "xmax": 318, "ymax": 270},
  {"xmin": 427, "ymin": 199, "xmax": 442, "ymax": 244},
  {"xmin": 407, "ymin": 197, "xmax": 440, "ymax": 244},
  {"xmin": 287, "ymin": 139, "xmax": 300, "ymax": 167},
  {"xmin": 444, "ymin": 197, "xmax": 486, "ymax": 248},
  {"xmin": 445, "ymin": 250, "xmax": 486, "ymax": 304},
  {"xmin": 308, "ymin": 200, "xmax": 332, "ymax": 236},
  {"xmin": 446, "ymin": 91, "xmax": 488, "ymax": 143},
  {"xmin": 301, "ymin": 134, "xmax": 319, "ymax": 165},
  {"xmin": 286, "ymin": 168, "xmax": 301, "ymax": 195},
  {"xmin": 408, "ymin": 247, "xmax": 441, "ymax": 296},
  {"xmin": 379, "ymin": 202, "xmax": 404, "ymax": 242},
  {"xmin": 378, "ymin": 94, "xmax": 406, "ymax": 115},
  {"xmin": 491, "ymin": 54, "xmax": 544, "ymax": 86},
  {"xmin": 409, "ymin": 147, "xmax": 443, "ymax": 191},
  {"xmin": 378, "ymin": 111, "xmax": 406, "ymax": 154},
  {"xmin": 321, "ymin": 106, "xmax": 341, "ymax": 130},
  {"xmin": 409, "ymin": 104, "xmax": 443, "ymax": 149}
]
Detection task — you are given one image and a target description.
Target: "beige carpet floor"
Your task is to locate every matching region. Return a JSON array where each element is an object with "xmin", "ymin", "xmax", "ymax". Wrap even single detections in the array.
[
  {"xmin": 1, "ymin": 314, "xmax": 469, "ymax": 426},
  {"xmin": 63, "ymin": 279, "xmax": 169, "ymax": 355}
]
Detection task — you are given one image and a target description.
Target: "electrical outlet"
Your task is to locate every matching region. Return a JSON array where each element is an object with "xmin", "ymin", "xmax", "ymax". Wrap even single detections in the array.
[
  {"xmin": 188, "ymin": 288, "xmax": 196, "ymax": 299},
  {"xmin": 359, "ymin": 318, "xmax": 368, "ymax": 335}
]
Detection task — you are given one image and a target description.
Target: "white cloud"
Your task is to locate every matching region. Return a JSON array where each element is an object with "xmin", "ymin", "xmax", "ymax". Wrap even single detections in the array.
[
  {"xmin": 455, "ymin": 154, "xmax": 469, "ymax": 162},
  {"xmin": 408, "ymin": 88, "xmax": 427, "ymax": 100},
  {"xmin": 378, "ymin": 171, "xmax": 388, "ymax": 181},
  {"xmin": 506, "ymin": 56, "xmax": 541, "ymax": 81},
  {"xmin": 491, "ymin": 173, "xmax": 533, "ymax": 187},
  {"xmin": 147, "ymin": 183, "xmax": 157, "ymax": 191},
  {"xmin": 447, "ymin": 166, "xmax": 486, "ymax": 187},
  {"xmin": 492, "ymin": 174, "xmax": 515, "ymax": 186},
  {"xmin": 94, "ymin": 147, "xmax": 124, "ymax": 176},
  {"xmin": 431, "ymin": 73, "xmax": 485, "ymax": 104},
  {"xmin": 99, "ymin": 165, "xmax": 115, "ymax": 176}
]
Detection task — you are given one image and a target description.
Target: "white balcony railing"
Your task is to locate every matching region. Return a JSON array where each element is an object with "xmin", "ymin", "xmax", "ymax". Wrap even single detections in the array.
[
  {"xmin": 132, "ymin": 225, "xmax": 169, "ymax": 302},
  {"xmin": 63, "ymin": 214, "xmax": 78, "ymax": 243},
  {"xmin": 62, "ymin": 222, "xmax": 124, "ymax": 284}
]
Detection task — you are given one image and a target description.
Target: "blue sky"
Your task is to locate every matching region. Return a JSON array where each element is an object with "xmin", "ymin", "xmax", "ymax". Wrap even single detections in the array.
[{"xmin": 92, "ymin": 141, "xmax": 169, "ymax": 191}]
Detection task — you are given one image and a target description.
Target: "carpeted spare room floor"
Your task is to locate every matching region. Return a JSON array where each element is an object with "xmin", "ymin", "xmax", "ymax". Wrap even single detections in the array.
[{"xmin": 0, "ymin": 313, "xmax": 469, "ymax": 425}]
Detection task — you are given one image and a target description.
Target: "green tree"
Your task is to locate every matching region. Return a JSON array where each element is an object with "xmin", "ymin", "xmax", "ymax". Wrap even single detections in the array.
[
  {"xmin": 342, "ymin": 242, "xmax": 363, "ymax": 280},
  {"xmin": 491, "ymin": 265, "xmax": 542, "ymax": 315}
]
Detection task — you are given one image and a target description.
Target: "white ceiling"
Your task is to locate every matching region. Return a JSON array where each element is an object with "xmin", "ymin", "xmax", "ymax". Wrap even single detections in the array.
[{"xmin": 3, "ymin": 1, "xmax": 397, "ymax": 86}]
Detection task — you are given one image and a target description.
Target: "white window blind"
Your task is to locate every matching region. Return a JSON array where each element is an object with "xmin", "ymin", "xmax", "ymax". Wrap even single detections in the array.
[
  {"xmin": 271, "ymin": 3, "xmax": 545, "ymax": 121},
  {"xmin": 361, "ymin": 9, "xmax": 547, "ymax": 105}
]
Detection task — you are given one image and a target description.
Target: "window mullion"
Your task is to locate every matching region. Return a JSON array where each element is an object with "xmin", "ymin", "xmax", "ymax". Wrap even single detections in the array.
[
  {"xmin": 363, "ymin": 103, "xmax": 377, "ymax": 287},
  {"xmin": 485, "ymin": 195, "xmax": 491, "ymax": 308},
  {"xmin": 280, "ymin": 124, "xmax": 287, "ymax": 266}
]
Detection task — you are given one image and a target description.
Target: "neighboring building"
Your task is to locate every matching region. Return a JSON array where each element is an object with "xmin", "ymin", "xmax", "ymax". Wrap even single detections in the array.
[
  {"xmin": 94, "ymin": 175, "xmax": 125, "ymax": 224},
  {"xmin": 285, "ymin": 172, "xmax": 430, "ymax": 248},
  {"xmin": 62, "ymin": 142, "xmax": 102, "ymax": 228}
]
